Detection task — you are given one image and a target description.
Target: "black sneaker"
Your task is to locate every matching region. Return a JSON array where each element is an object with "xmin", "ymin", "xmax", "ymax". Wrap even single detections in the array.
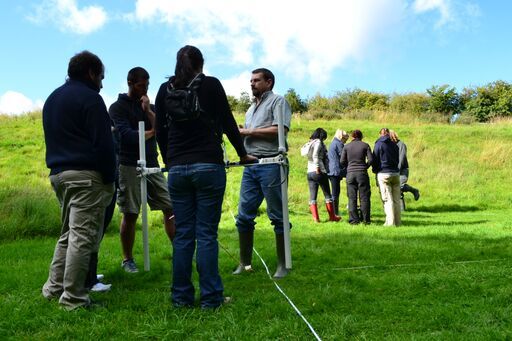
[{"xmin": 121, "ymin": 259, "xmax": 139, "ymax": 273}]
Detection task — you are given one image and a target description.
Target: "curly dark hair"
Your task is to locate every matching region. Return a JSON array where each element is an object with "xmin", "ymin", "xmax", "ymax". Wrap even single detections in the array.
[{"xmin": 67, "ymin": 50, "xmax": 103, "ymax": 81}]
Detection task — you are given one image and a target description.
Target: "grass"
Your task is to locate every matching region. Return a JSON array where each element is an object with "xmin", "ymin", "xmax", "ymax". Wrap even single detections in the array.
[{"xmin": 1, "ymin": 112, "xmax": 512, "ymax": 339}]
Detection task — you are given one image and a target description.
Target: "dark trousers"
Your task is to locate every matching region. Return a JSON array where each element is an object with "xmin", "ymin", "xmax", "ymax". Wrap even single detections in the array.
[
  {"xmin": 346, "ymin": 172, "xmax": 371, "ymax": 224},
  {"xmin": 84, "ymin": 190, "xmax": 117, "ymax": 288},
  {"xmin": 307, "ymin": 172, "xmax": 332, "ymax": 203},
  {"xmin": 328, "ymin": 175, "xmax": 343, "ymax": 214}
]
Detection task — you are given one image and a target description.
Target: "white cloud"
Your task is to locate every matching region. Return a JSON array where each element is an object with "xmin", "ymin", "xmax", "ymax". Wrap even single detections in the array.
[
  {"xmin": 128, "ymin": 0, "xmax": 407, "ymax": 86},
  {"xmin": 29, "ymin": 0, "xmax": 107, "ymax": 35},
  {"xmin": 219, "ymin": 71, "xmax": 252, "ymax": 97},
  {"xmin": 413, "ymin": 0, "xmax": 453, "ymax": 27},
  {"xmin": 0, "ymin": 91, "xmax": 43, "ymax": 115}
]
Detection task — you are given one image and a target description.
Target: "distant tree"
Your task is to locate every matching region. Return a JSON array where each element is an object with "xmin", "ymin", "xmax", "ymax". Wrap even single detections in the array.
[
  {"xmin": 426, "ymin": 84, "xmax": 460, "ymax": 115},
  {"xmin": 307, "ymin": 93, "xmax": 331, "ymax": 111},
  {"xmin": 284, "ymin": 88, "xmax": 308, "ymax": 113},
  {"xmin": 462, "ymin": 80, "xmax": 512, "ymax": 122},
  {"xmin": 235, "ymin": 91, "xmax": 251, "ymax": 113},
  {"xmin": 227, "ymin": 95, "xmax": 239, "ymax": 112}
]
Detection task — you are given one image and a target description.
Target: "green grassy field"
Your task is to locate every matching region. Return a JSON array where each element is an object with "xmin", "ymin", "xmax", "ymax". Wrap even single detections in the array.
[{"xmin": 1, "ymin": 112, "xmax": 511, "ymax": 340}]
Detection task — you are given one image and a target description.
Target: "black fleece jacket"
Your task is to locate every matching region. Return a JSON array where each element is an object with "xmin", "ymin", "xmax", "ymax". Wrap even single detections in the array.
[
  {"xmin": 109, "ymin": 94, "xmax": 159, "ymax": 167},
  {"xmin": 154, "ymin": 75, "xmax": 247, "ymax": 167},
  {"xmin": 340, "ymin": 139, "xmax": 373, "ymax": 173},
  {"xmin": 43, "ymin": 79, "xmax": 116, "ymax": 184}
]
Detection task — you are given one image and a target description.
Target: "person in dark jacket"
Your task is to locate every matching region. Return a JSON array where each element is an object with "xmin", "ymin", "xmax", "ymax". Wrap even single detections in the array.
[
  {"xmin": 373, "ymin": 128, "xmax": 401, "ymax": 226},
  {"xmin": 109, "ymin": 67, "xmax": 175, "ymax": 274},
  {"xmin": 155, "ymin": 45, "xmax": 256, "ymax": 309},
  {"xmin": 340, "ymin": 130, "xmax": 373, "ymax": 224},
  {"xmin": 41, "ymin": 50, "xmax": 115, "ymax": 310},
  {"xmin": 327, "ymin": 129, "xmax": 349, "ymax": 216},
  {"xmin": 389, "ymin": 130, "xmax": 420, "ymax": 201}
]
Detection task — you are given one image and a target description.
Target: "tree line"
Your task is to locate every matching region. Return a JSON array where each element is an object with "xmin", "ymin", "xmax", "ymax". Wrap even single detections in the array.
[{"xmin": 227, "ymin": 80, "xmax": 512, "ymax": 122}]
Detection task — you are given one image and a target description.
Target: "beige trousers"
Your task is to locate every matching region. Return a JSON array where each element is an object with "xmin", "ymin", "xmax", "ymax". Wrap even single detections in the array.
[
  {"xmin": 42, "ymin": 170, "xmax": 114, "ymax": 310},
  {"xmin": 377, "ymin": 173, "xmax": 401, "ymax": 226}
]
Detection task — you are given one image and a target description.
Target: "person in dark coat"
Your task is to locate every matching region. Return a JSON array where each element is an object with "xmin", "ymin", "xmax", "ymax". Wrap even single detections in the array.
[
  {"xmin": 340, "ymin": 130, "xmax": 373, "ymax": 224},
  {"xmin": 155, "ymin": 45, "xmax": 256, "ymax": 309},
  {"xmin": 373, "ymin": 128, "xmax": 401, "ymax": 226}
]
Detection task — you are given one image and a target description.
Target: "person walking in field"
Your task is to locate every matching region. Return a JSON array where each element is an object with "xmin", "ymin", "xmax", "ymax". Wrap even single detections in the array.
[
  {"xmin": 373, "ymin": 128, "xmax": 401, "ymax": 226},
  {"xmin": 41, "ymin": 50, "xmax": 116, "ymax": 310},
  {"xmin": 328, "ymin": 129, "xmax": 349, "ymax": 216},
  {"xmin": 305, "ymin": 128, "xmax": 341, "ymax": 222},
  {"xmin": 234, "ymin": 68, "xmax": 293, "ymax": 279},
  {"xmin": 389, "ymin": 130, "xmax": 420, "ymax": 202},
  {"xmin": 109, "ymin": 67, "xmax": 175, "ymax": 274},
  {"xmin": 340, "ymin": 130, "xmax": 373, "ymax": 225}
]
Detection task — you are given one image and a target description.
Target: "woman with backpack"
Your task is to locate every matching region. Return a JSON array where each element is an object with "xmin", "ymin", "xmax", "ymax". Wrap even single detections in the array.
[
  {"xmin": 305, "ymin": 128, "xmax": 341, "ymax": 222},
  {"xmin": 154, "ymin": 45, "xmax": 256, "ymax": 309}
]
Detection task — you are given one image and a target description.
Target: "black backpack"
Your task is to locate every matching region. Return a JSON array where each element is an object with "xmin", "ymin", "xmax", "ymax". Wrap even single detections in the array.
[
  {"xmin": 165, "ymin": 73, "xmax": 223, "ymax": 143},
  {"xmin": 165, "ymin": 73, "xmax": 205, "ymax": 123}
]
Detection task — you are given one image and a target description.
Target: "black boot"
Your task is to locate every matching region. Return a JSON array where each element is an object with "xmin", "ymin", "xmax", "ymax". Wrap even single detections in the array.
[
  {"xmin": 273, "ymin": 233, "xmax": 290, "ymax": 279},
  {"xmin": 232, "ymin": 231, "xmax": 254, "ymax": 274},
  {"xmin": 402, "ymin": 184, "xmax": 420, "ymax": 201}
]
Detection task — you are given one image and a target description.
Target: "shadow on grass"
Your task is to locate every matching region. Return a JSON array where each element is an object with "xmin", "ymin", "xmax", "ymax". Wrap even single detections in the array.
[{"xmin": 408, "ymin": 204, "xmax": 481, "ymax": 213}]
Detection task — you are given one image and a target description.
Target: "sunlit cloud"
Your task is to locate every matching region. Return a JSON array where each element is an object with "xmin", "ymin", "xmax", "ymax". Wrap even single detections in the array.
[
  {"xmin": 127, "ymin": 0, "xmax": 407, "ymax": 86},
  {"xmin": 0, "ymin": 91, "xmax": 43, "ymax": 115},
  {"xmin": 28, "ymin": 0, "xmax": 107, "ymax": 35},
  {"xmin": 413, "ymin": 0, "xmax": 453, "ymax": 27},
  {"xmin": 219, "ymin": 71, "xmax": 252, "ymax": 97}
]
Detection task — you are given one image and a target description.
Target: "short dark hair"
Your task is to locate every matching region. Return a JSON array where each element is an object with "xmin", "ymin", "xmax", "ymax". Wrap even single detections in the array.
[
  {"xmin": 351, "ymin": 129, "xmax": 363, "ymax": 139},
  {"xmin": 67, "ymin": 50, "xmax": 103, "ymax": 81},
  {"xmin": 252, "ymin": 68, "xmax": 275, "ymax": 90},
  {"xmin": 310, "ymin": 128, "xmax": 327, "ymax": 141},
  {"xmin": 127, "ymin": 67, "xmax": 149, "ymax": 83}
]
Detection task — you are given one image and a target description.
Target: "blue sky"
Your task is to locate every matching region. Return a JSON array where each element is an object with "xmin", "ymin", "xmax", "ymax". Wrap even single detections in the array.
[{"xmin": 0, "ymin": 0, "xmax": 511, "ymax": 115}]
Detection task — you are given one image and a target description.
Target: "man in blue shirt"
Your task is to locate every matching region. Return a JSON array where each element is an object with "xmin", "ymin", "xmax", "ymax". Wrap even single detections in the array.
[{"xmin": 234, "ymin": 68, "xmax": 292, "ymax": 279}]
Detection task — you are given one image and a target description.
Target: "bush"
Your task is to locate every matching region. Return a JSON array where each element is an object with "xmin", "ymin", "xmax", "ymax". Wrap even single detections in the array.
[
  {"xmin": 462, "ymin": 80, "xmax": 512, "ymax": 122},
  {"xmin": 426, "ymin": 84, "xmax": 460, "ymax": 116},
  {"xmin": 390, "ymin": 93, "xmax": 429, "ymax": 115}
]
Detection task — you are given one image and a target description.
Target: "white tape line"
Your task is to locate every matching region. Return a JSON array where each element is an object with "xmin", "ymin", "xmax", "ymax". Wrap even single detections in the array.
[
  {"xmin": 228, "ymin": 210, "xmax": 321, "ymax": 341},
  {"xmin": 330, "ymin": 258, "xmax": 507, "ymax": 271}
]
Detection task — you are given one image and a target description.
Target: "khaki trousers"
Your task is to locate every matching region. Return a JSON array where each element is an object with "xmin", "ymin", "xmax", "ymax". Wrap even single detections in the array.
[
  {"xmin": 377, "ymin": 172, "xmax": 401, "ymax": 226},
  {"xmin": 42, "ymin": 170, "xmax": 114, "ymax": 310}
]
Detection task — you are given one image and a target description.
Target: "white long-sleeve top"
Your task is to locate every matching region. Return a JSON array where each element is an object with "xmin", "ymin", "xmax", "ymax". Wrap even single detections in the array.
[{"xmin": 307, "ymin": 139, "xmax": 328, "ymax": 173}]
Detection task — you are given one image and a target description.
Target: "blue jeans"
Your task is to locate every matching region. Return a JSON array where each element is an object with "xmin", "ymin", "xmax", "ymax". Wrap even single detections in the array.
[
  {"xmin": 236, "ymin": 164, "xmax": 288, "ymax": 234},
  {"xmin": 168, "ymin": 163, "xmax": 226, "ymax": 308}
]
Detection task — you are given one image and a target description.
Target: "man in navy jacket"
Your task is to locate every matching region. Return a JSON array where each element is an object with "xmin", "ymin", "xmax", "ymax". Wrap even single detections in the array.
[
  {"xmin": 372, "ymin": 128, "xmax": 401, "ymax": 226},
  {"xmin": 42, "ymin": 51, "xmax": 116, "ymax": 310}
]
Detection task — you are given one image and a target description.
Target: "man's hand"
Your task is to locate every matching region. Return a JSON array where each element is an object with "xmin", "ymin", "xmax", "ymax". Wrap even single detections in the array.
[
  {"xmin": 240, "ymin": 154, "xmax": 258, "ymax": 164},
  {"xmin": 141, "ymin": 95, "xmax": 151, "ymax": 113}
]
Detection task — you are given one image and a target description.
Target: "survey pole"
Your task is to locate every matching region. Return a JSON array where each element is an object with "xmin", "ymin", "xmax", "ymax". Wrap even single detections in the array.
[
  {"xmin": 277, "ymin": 105, "xmax": 292, "ymax": 269},
  {"xmin": 138, "ymin": 121, "xmax": 150, "ymax": 271}
]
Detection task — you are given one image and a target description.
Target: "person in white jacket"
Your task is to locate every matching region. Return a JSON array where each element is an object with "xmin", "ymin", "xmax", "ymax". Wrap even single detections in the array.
[{"xmin": 306, "ymin": 128, "xmax": 341, "ymax": 222}]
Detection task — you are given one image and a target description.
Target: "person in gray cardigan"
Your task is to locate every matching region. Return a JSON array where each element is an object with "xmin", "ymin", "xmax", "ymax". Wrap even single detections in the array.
[
  {"xmin": 389, "ymin": 130, "xmax": 420, "ymax": 201},
  {"xmin": 328, "ymin": 129, "xmax": 349, "ymax": 216},
  {"xmin": 341, "ymin": 130, "xmax": 373, "ymax": 224}
]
